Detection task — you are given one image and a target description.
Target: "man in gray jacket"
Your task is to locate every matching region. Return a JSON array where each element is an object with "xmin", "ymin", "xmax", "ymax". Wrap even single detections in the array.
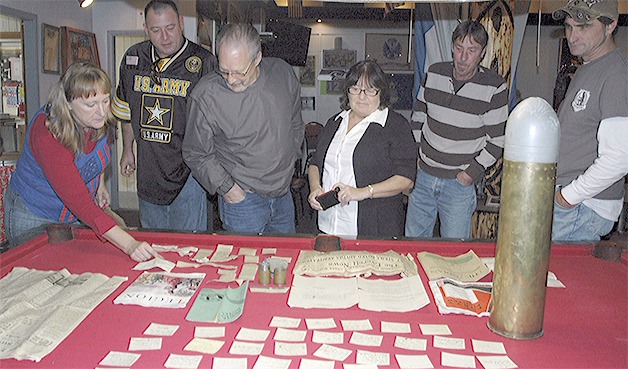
[{"xmin": 183, "ymin": 23, "xmax": 303, "ymax": 234}]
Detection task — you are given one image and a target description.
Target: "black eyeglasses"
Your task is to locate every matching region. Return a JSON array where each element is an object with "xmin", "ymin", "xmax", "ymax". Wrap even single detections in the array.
[
  {"xmin": 348, "ymin": 86, "xmax": 380, "ymax": 97},
  {"xmin": 217, "ymin": 58, "xmax": 256, "ymax": 79},
  {"xmin": 150, "ymin": 59, "xmax": 162, "ymax": 86}
]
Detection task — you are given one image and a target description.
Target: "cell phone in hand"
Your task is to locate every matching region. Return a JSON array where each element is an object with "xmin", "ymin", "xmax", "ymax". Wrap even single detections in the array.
[{"xmin": 315, "ymin": 187, "xmax": 340, "ymax": 210}]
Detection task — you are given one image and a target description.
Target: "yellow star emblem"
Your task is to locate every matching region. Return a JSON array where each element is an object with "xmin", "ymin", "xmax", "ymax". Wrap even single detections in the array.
[{"xmin": 145, "ymin": 99, "xmax": 170, "ymax": 125}]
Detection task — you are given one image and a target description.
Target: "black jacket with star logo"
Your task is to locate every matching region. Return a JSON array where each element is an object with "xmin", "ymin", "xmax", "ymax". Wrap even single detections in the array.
[{"xmin": 112, "ymin": 39, "xmax": 215, "ymax": 204}]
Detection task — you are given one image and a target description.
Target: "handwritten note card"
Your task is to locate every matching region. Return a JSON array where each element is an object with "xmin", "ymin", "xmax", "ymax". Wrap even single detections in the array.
[
  {"xmin": 274, "ymin": 342, "xmax": 308, "ymax": 356},
  {"xmin": 274, "ymin": 328, "xmax": 307, "ymax": 342},
  {"xmin": 144, "ymin": 323, "xmax": 179, "ymax": 336},
  {"xmin": 433, "ymin": 336, "xmax": 465, "ymax": 350},
  {"xmin": 312, "ymin": 330, "xmax": 344, "ymax": 344},
  {"xmin": 349, "ymin": 332, "xmax": 383, "ymax": 347},
  {"xmin": 313, "ymin": 344, "xmax": 352, "ymax": 361},
  {"xmin": 395, "ymin": 354, "xmax": 434, "ymax": 369},
  {"xmin": 270, "ymin": 316, "xmax": 302, "ymax": 328},
  {"xmin": 472, "ymin": 339, "xmax": 507, "ymax": 354},
  {"xmin": 98, "ymin": 351, "xmax": 141, "ymax": 367},
  {"xmin": 128, "ymin": 337, "xmax": 162, "ymax": 351},
  {"xmin": 340, "ymin": 319, "xmax": 373, "ymax": 331},
  {"xmin": 394, "ymin": 336, "xmax": 427, "ymax": 351}
]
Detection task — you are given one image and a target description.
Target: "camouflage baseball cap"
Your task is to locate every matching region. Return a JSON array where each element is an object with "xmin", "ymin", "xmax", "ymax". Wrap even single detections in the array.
[{"xmin": 552, "ymin": 0, "xmax": 619, "ymax": 23}]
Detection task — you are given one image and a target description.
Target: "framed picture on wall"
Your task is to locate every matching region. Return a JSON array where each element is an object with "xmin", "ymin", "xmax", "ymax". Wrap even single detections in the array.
[
  {"xmin": 322, "ymin": 49, "xmax": 356, "ymax": 69},
  {"xmin": 301, "ymin": 96, "xmax": 315, "ymax": 111},
  {"xmin": 42, "ymin": 24, "xmax": 61, "ymax": 74},
  {"xmin": 300, "ymin": 55, "xmax": 316, "ymax": 87},
  {"xmin": 60, "ymin": 26, "xmax": 100, "ymax": 72},
  {"xmin": 321, "ymin": 80, "xmax": 344, "ymax": 95},
  {"xmin": 365, "ymin": 33, "xmax": 412, "ymax": 71}
]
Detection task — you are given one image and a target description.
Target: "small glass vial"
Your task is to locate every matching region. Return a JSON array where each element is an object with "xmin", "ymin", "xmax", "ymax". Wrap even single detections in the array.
[
  {"xmin": 273, "ymin": 267, "xmax": 287, "ymax": 286},
  {"xmin": 258, "ymin": 262, "xmax": 271, "ymax": 285}
]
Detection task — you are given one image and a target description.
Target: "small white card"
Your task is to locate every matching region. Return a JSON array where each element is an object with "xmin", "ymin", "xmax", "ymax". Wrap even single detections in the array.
[
  {"xmin": 395, "ymin": 354, "xmax": 434, "ymax": 369},
  {"xmin": 144, "ymin": 323, "xmax": 179, "ymax": 336},
  {"xmin": 238, "ymin": 263, "xmax": 258, "ymax": 281},
  {"xmin": 133, "ymin": 257, "xmax": 176, "ymax": 273},
  {"xmin": 235, "ymin": 327, "xmax": 270, "ymax": 341},
  {"xmin": 299, "ymin": 358, "xmax": 335, "ymax": 369},
  {"xmin": 195, "ymin": 326, "xmax": 225, "ymax": 338},
  {"xmin": 274, "ymin": 327, "xmax": 307, "ymax": 342},
  {"xmin": 476, "ymin": 355, "xmax": 518, "ymax": 369},
  {"xmin": 212, "ymin": 357, "xmax": 247, "ymax": 369},
  {"xmin": 252, "ymin": 355, "xmax": 291, "ymax": 369},
  {"xmin": 274, "ymin": 342, "xmax": 308, "ymax": 356},
  {"xmin": 381, "ymin": 321, "xmax": 412, "ymax": 334},
  {"xmin": 244, "ymin": 255, "xmax": 260, "ymax": 264},
  {"xmin": 238, "ymin": 247, "xmax": 257, "ymax": 255},
  {"xmin": 184, "ymin": 338, "xmax": 224, "ymax": 354},
  {"xmin": 210, "ymin": 244, "xmax": 237, "ymax": 262},
  {"xmin": 217, "ymin": 268, "xmax": 237, "ymax": 283},
  {"xmin": 441, "ymin": 352, "xmax": 476, "ymax": 368},
  {"xmin": 356, "ymin": 350, "xmax": 390, "ymax": 366},
  {"xmin": 98, "ymin": 351, "xmax": 141, "ymax": 367},
  {"xmin": 472, "ymin": 339, "xmax": 507, "ymax": 354},
  {"xmin": 306, "ymin": 318, "xmax": 337, "ymax": 330},
  {"xmin": 128, "ymin": 337, "xmax": 162, "ymax": 351},
  {"xmin": 270, "ymin": 316, "xmax": 302, "ymax": 328},
  {"xmin": 419, "ymin": 324, "xmax": 451, "ymax": 336},
  {"xmin": 313, "ymin": 344, "xmax": 352, "ymax": 361},
  {"xmin": 394, "ymin": 336, "xmax": 428, "ymax": 351},
  {"xmin": 349, "ymin": 332, "xmax": 383, "ymax": 347},
  {"xmin": 312, "ymin": 330, "xmax": 344, "ymax": 344},
  {"xmin": 433, "ymin": 336, "xmax": 465, "ymax": 350},
  {"xmin": 341, "ymin": 319, "xmax": 373, "ymax": 331},
  {"xmin": 229, "ymin": 341, "xmax": 265, "ymax": 356},
  {"xmin": 192, "ymin": 249, "xmax": 213, "ymax": 262},
  {"xmin": 164, "ymin": 354, "xmax": 203, "ymax": 369}
]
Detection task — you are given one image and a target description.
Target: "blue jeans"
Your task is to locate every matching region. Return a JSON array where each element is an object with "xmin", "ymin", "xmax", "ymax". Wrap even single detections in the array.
[
  {"xmin": 138, "ymin": 175, "xmax": 208, "ymax": 232},
  {"xmin": 3, "ymin": 185, "xmax": 78, "ymax": 245},
  {"xmin": 552, "ymin": 201, "xmax": 614, "ymax": 242},
  {"xmin": 218, "ymin": 190, "xmax": 295, "ymax": 234},
  {"xmin": 405, "ymin": 169, "xmax": 477, "ymax": 238}
]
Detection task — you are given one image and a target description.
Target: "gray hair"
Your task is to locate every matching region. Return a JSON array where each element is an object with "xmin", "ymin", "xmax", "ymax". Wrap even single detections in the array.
[{"xmin": 216, "ymin": 23, "xmax": 261, "ymax": 60}]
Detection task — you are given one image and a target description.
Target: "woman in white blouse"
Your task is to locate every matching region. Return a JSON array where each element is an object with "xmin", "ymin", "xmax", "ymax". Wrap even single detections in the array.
[{"xmin": 308, "ymin": 60, "xmax": 417, "ymax": 237}]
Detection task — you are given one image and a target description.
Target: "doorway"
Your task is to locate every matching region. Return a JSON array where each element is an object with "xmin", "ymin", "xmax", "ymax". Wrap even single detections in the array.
[{"xmin": 107, "ymin": 31, "xmax": 147, "ymax": 211}]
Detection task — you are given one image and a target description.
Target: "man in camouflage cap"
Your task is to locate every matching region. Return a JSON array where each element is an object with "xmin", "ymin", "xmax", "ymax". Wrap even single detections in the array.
[{"xmin": 552, "ymin": 0, "xmax": 618, "ymax": 23}]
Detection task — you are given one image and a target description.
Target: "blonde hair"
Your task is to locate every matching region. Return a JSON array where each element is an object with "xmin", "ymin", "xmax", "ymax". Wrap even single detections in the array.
[{"xmin": 46, "ymin": 62, "xmax": 114, "ymax": 154}]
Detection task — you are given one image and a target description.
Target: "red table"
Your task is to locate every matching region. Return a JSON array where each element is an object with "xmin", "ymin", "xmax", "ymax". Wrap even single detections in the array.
[{"xmin": 0, "ymin": 228, "xmax": 626, "ymax": 368}]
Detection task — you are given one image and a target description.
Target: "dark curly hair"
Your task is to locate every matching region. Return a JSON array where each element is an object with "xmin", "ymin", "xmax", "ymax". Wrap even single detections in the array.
[{"xmin": 339, "ymin": 60, "xmax": 390, "ymax": 111}]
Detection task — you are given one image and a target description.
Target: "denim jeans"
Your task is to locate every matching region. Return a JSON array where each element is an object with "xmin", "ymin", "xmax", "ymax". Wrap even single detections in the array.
[
  {"xmin": 405, "ymin": 169, "xmax": 477, "ymax": 238},
  {"xmin": 552, "ymin": 201, "xmax": 614, "ymax": 242},
  {"xmin": 138, "ymin": 175, "xmax": 208, "ymax": 232},
  {"xmin": 218, "ymin": 189, "xmax": 295, "ymax": 234},
  {"xmin": 4, "ymin": 185, "xmax": 77, "ymax": 245}
]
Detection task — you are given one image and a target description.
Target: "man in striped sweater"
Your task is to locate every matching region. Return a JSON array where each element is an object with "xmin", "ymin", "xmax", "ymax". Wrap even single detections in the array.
[{"xmin": 405, "ymin": 20, "xmax": 508, "ymax": 239}]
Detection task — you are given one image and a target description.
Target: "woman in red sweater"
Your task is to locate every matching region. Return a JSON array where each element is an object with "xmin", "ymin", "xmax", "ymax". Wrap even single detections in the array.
[{"xmin": 4, "ymin": 63, "xmax": 158, "ymax": 261}]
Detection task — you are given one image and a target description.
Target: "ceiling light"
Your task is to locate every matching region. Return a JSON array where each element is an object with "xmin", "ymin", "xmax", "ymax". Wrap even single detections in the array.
[{"xmin": 79, "ymin": 0, "xmax": 94, "ymax": 8}]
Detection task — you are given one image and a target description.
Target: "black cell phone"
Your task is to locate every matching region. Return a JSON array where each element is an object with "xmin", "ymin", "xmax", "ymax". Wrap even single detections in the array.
[{"xmin": 315, "ymin": 187, "xmax": 340, "ymax": 210}]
